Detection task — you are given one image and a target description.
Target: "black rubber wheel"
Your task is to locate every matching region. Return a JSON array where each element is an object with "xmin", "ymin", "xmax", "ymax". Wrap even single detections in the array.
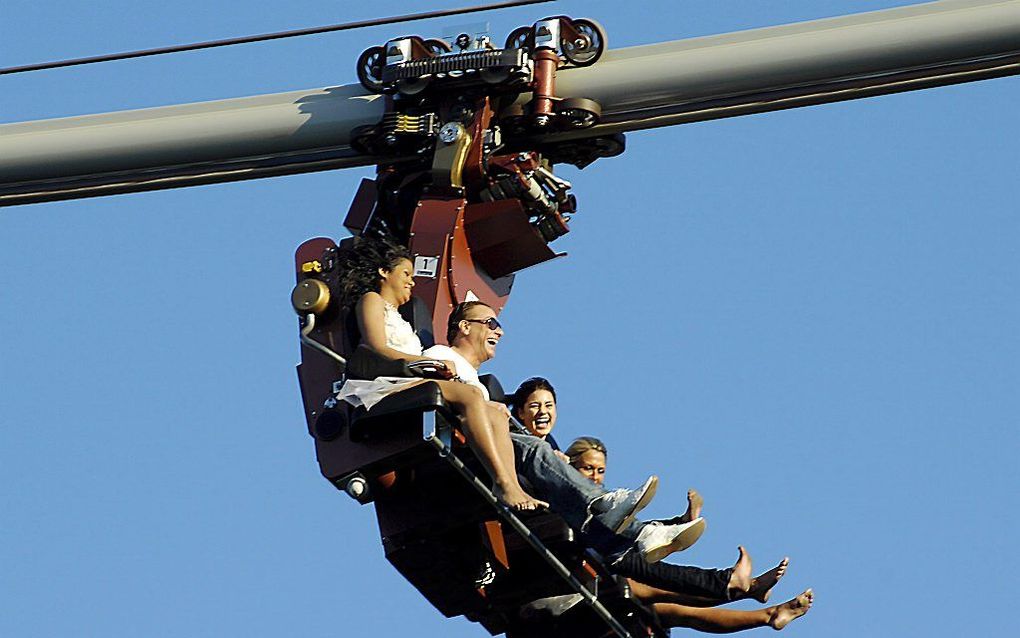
[
  {"xmin": 314, "ymin": 410, "xmax": 347, "ymax": 442},
  {"xmin": 480, "ymin": 67, "xmax": 511, "ymax": 85},
  {"xmin": 505, "ymin": 26, "xmax": 532, "ymax": 51},
  {"xmin": 356, "ymin": 46, "xmax": 386, "ymax": 93},
  {"xmin": 593, "ymin": 134, "xmax": 626, "ymax": 158},
  {"xmin": 556, "ymin": 97, "xmax": 602, "ymax": 129},
  {"xmin": 424, "ymin": 38, "xmax": 452, "ymax": 55},
  {"xmin": 562, "ymin": 18, "xmax": 606, "ymax": 67},
  {"xmin": 396, "ymin": 77, "xmax": 430, "ymax": 96}
]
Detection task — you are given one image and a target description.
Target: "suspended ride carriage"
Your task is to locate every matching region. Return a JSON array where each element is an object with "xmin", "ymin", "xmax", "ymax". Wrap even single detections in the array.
[{"xmin": 293, "ymin": 17, "xmax": 661, "ymax": 637}]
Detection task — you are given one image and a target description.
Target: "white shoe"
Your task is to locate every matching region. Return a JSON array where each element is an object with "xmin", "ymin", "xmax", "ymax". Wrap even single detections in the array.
[
  {"xmin": 635, "ymin": 517, "xmax": 706, "ymax": 563},
  {"xmin": 591, "ymin": 476, "xmax": 658, "ymax": 534}
]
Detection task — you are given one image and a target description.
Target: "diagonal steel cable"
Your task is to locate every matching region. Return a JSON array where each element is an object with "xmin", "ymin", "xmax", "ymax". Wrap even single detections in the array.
[{"xmin": 0, "ymin": 0, "xmax": 553, "ymax": 75}]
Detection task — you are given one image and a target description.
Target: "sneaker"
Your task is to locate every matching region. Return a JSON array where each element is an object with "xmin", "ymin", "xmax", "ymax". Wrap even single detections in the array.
[
  {"xmin": 591, "ymin": 475, "xmax": 658, "ymax": 534},
  {"xmin": 635, "ymin": 517, "xmax": 707, "ymax": 563}
]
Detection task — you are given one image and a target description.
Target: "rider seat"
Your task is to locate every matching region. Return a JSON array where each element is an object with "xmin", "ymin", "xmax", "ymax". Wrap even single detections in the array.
[{"xmin": 294, "ymin": 235, "xmax": 663, "ymax": 636}]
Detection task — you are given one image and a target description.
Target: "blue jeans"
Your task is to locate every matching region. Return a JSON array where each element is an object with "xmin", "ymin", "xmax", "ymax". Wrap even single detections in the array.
[{"xmin": 510, "ymin": 432, "xmax": 634, "ymax": 557}]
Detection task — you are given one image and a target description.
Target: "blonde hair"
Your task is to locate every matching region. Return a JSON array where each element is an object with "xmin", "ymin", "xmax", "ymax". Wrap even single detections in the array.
[{"xmin": 564, "ymin": 436, "xmax": 607, "ymax": 466}]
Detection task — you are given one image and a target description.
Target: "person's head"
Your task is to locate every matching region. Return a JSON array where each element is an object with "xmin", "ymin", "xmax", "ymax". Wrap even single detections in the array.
[
  {"xmin": 336, "ymin": 237, "xmax": 413, "ymax": 307},
  {"xmin": 565, "ymin": 436, "xmax": 607, "ymax": 486},
  {"xmin": 511, "ymin": 377, "xmax": 558, "ymax": 439},
  {"xmin": 446, "ymin": 301, "xmax": 503, "ymax": 364}
]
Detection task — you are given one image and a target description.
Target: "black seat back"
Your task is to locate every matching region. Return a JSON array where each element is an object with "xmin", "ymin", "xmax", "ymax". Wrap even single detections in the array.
[
  {"xmin": 400, "ymin": 294, "xmax": 435, "ymax": 350},
  {"xmin": 478, "ymin": 374, "xmax": 506, "ymax": 403}
]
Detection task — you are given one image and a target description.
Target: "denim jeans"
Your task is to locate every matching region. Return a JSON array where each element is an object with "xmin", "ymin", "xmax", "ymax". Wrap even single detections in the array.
[
  {"xmin": 510, "ymin": 432, "xmax": 633, "ymax": 557},
  {"xmin": 612, "ymin": 552, "xmax": 732, "ymax": 600}
]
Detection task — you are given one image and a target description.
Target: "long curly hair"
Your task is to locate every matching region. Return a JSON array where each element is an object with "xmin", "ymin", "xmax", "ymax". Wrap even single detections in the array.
[{"xmin": 335, "ymin": 236, "xmax": 412, "ymax": 308}]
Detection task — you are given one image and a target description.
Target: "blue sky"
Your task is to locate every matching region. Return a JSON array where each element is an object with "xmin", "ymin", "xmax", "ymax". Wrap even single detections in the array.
[{"xmin": 2, "ymin": 2, "xmax": 1017, "ymax": 636}]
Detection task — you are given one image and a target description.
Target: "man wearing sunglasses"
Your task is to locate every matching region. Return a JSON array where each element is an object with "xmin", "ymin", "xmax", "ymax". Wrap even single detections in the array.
[
  {"xmin": 423, "ymin": 301, "xmax": 506, "ymax": 381},
  {"xmin": 423, "ymin": 302, "xmax": 706, "ymax": 564}
]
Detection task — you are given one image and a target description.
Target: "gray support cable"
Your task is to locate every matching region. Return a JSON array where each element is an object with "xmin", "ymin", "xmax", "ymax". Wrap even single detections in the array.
[
  {"xmin": 2, "ymin": 0, "xmax": 1019, "ymax": 206},
  {"xmin": 0, "ymin": 0, "xmax": 554, "ymax": 75}
]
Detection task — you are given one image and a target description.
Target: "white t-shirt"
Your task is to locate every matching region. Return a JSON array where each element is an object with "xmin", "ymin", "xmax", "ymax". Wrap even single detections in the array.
[{"xmin": 422, "ymin": 344, "xmax": 490, "ymax": 400}]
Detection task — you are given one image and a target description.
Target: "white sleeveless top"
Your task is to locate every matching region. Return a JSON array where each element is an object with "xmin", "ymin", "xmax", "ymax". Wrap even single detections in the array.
[
  {"xmin": 383, "ymin": 302, "xmax": 424, "ymax": 356},
  {"xmin": 335, "ymin": 301, "xmax": 428, "ymax": 410}
]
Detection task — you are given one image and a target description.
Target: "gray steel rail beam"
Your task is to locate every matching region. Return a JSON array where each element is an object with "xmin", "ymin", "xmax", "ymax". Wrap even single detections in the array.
[{"xmin": 2, "ymin": 0, "xmax": 1019, "ymax": 206}]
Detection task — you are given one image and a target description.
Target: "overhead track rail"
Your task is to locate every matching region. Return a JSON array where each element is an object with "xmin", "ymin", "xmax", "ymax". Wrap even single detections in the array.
[{"xmin": 2, "ymin": 0, "xmax": 1019, "ymax": 207}]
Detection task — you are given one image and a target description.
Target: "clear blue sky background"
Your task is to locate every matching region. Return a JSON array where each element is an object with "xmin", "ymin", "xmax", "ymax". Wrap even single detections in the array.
[{"xmin": 2, "ymin": 2, "xmax": 1017, "ymax": 636}]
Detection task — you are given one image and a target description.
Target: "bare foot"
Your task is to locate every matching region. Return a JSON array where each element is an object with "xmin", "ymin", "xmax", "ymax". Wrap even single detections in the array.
[
  {"xmin": 748, "ymin": 557, "xmax": 789, "ymax": 603},
  {"xmin": 494, "ymin": 484, "xmax": 548, "ymax": 512},
  {"xmin": 768, "ymin": 589, "xmax": 813, "ymax": 630},
  {"xmin": 727, "ymin": 546, "xmax": 753, "ymax": 598},
  {"xmin": 679, "ymin": 489, "xmax": 703, "ymax": 523}
]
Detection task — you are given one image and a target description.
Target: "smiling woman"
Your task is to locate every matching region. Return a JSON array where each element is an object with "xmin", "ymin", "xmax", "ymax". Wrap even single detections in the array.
[
  {"xmin": 511, "ymin": 376, "xmax": 561, "ymax": 449},
  {"xmin": 331, "ymin": 237, "xmax": 544, "ymax": 511}
]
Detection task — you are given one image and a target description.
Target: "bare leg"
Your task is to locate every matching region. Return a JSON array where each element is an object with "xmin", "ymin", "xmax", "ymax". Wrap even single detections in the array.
[
  {"xmin": 436, "ymin": 381, "xmax": 544, "ymax": 511},
  {"xmin": 651, "ymin": 590, "xmax": 812, "ymax": 633},
  {"xmin": 487, "ymin": 403, "xmax": 545, "ymax": 510},
  {"xmin": 747, "ymin": 557, "xmax": 789, "ymax": 603},
  {"xmin": 680, "ymin": 489, "xmax": 704, "ymax": 523},
  {"xmin": 487, "ymin": 403, "xmax": 515, "ymax": 471},
  {"xmin": 652, "ymin": 603, "xmax": 770, "ymax": 633}
]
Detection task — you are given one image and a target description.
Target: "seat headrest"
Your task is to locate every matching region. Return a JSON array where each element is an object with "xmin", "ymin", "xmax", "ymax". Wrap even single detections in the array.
[
  {"xmin": 400, "ymin": 295, "xmax": 435, "ymax": 349},
  {"xmin": 478, "ymin": 374, "xmax": 507, "ymax": 403}
]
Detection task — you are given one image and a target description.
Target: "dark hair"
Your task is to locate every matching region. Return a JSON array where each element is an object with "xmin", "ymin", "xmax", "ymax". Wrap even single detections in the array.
[
  {"xmin": 564, "ymin": 436, "xmax": 608, "ymax": 465},
  {"xmin": 445, "ymin": 301, "xmax": 492, "ymax": 343},
  {"xmin": 335, "ymin": 236, "xmax": 412, "ymax": 308},
  {"xmin": 511, "ymin": 377, "xmax": 557, "ymax": 415}
]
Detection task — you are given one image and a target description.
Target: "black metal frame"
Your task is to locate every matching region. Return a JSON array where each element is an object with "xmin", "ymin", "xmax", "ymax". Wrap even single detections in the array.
[{"xmin": 419, "ymin": 411, "xmax": 634, "ymax": 638}]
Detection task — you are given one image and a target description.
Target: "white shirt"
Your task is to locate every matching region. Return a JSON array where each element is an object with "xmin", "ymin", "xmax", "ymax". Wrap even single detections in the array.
[{"xmin": 422, "ymin": 344, "xmax": 490, "ymax": 400}]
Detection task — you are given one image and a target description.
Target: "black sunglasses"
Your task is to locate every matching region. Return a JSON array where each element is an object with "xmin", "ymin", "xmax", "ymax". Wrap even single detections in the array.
[{"xmin": 463, "ymin": 317, "xmax": 502, "ymax": 330}]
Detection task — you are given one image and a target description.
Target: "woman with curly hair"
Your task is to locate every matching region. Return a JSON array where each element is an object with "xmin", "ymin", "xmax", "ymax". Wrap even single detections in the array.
[{"xmin": 334, "ymin": 237, "xmax": 545, "ymax": 511}]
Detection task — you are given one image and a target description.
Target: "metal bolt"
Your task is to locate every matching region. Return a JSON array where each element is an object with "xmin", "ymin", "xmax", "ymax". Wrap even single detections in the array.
[{"xmin": 439, "ymin": 122, "xmax": 463, "ymax": 143}]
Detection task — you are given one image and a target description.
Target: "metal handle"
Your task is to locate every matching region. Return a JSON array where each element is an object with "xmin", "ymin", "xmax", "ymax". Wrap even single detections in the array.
[{"xmin": 299, "ymin": 313, "xmax": 347, "ymax": 368}]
